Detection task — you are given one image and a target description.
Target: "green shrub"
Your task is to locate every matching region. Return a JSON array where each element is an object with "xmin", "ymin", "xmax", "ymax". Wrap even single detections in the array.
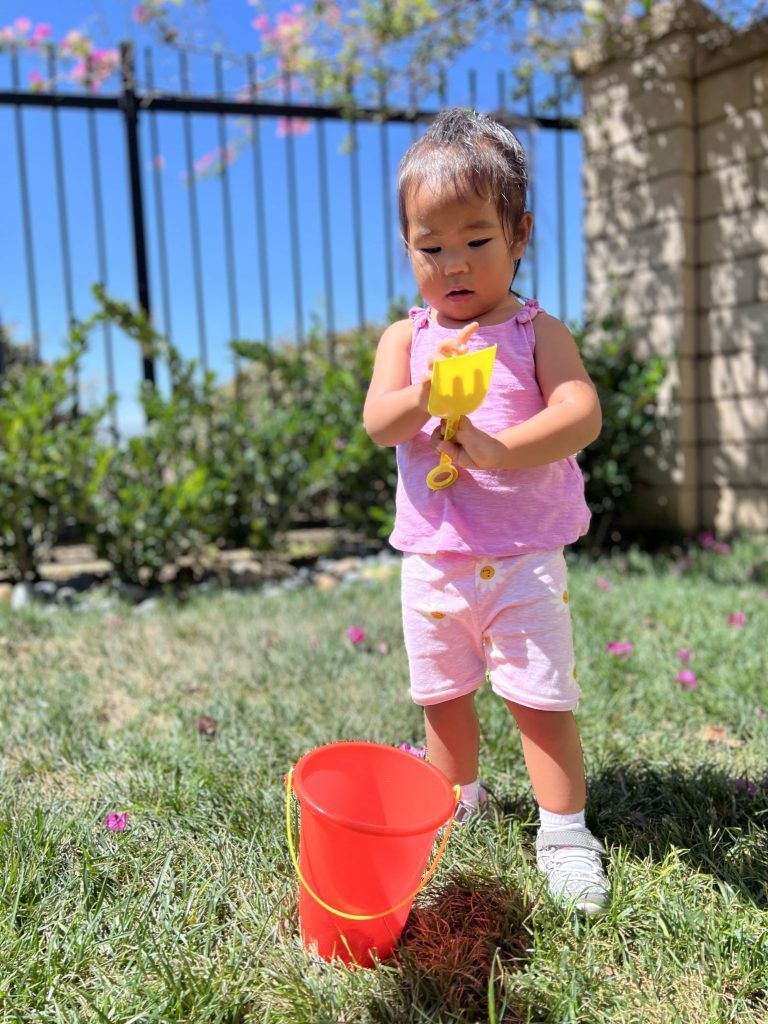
[
  {"xmin": 575, "ymin": 306, "xmax": 667, "ymax": 545},
  {"xmin": 233, "ymin": 324, "xmax": 397, "ymax": 539},
  {"xmin": 88, "ymin": 288, "xmax": 308, "ymax": 584},
  {"xmin": 0, "ymin": 329, "xmax": 112, "ymax": 581}
]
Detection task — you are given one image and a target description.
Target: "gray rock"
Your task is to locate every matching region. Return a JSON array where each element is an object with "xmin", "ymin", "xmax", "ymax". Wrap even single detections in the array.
[
  {"xmin": 33, "ymin": 580, "xmax": 58, "ymax": 602},
  {"xmin": 10, "ymin": 583, "xmax": 33, "ymax": 610},
  {"xmin": 55, "ymin": 586, "xmax": 77, "ymax": 606},
  {"xmin": 135, "ymin": 598, "xmax": 159, "ymax": 614}
]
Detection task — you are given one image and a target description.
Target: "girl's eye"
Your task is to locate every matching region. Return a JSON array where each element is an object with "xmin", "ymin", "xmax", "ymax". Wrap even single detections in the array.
[
  {"xmin": 419, "ymin": 247, "xmax": 440, "ymax": 255},
  {"xmin": 468, "ymin": 238, "xmax": 491, "ymax": 248}
]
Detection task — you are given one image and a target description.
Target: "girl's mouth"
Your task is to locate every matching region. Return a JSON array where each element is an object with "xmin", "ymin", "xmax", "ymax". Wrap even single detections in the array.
[{"xmin": 446, "ymin": 289, "xmax": 473, "ymax": 301}]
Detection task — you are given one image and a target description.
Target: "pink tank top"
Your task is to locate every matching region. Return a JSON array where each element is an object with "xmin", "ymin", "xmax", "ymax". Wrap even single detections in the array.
[{"xmin": 389, "ymin": 299, "xmax": 591, "ymax": 556}]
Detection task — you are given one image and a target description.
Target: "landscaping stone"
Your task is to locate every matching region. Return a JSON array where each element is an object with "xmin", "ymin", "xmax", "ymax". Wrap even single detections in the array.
[
  {"xmin": 32, "ymin": 581, "xmax": 58, "ymax": 602},
  {"xmin": 10, "ymin": 583, "xmax": 33, "ymax": 610},
  {"xmin": 0, "ymin": 583, "xmax": 12, "ymax": 604},
  {"xmin": 314, "ymin": 573, "xmax": 339, "ymax": 592}
]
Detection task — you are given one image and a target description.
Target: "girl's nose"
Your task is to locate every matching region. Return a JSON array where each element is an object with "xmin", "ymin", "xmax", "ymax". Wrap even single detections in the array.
[{"xmin": 443, "ymin": 251, "xmax": 470, "ymax": 275}]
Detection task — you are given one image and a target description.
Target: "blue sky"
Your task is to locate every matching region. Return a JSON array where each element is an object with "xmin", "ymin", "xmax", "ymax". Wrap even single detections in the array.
[{"xmin": 0, "ymin": 1, "xmax": 583, "ymax": 435}]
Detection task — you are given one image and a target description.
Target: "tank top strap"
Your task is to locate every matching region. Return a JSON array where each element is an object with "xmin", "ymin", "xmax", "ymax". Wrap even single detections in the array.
[
  {"xmin": 408, "ymin": 306, "xmax": 431, "ymax": 331},
  {"xmin": 513, "ymin": 298, "xmax": 541, "ymax": 324}
]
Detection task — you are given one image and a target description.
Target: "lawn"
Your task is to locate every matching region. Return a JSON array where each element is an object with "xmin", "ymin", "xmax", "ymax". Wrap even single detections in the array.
[{"xmin": 1, "ymin": 537, "xmax": 767, "ymax": 1023}]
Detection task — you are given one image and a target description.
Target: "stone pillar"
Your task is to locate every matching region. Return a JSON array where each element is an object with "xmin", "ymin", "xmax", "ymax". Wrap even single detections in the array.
[{"xmin": 573, "ymin": 0, "xmax": 768, "ymax": 535}]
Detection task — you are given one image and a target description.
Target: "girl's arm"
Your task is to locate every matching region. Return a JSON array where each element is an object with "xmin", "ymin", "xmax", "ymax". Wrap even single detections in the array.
[
  {"xmin": 364, "ymin": 319, "xmax": 474, "ymax": 446},
  {"xmin": 364, "ymin": 320, "xmax": 431, "ymax": 447},
  {"xmin": 495, "ymin": 314, "xmax": 601, "ymax": 466}
]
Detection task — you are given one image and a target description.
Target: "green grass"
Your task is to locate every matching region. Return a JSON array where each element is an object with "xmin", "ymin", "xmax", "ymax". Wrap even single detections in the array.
[{"xmin": 1, "ymin": 538, "xmax": 767, "ymax": 1023}]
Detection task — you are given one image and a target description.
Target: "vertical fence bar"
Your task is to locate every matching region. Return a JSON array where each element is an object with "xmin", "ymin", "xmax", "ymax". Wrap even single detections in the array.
[
  {"xmin": 409, "ymin": 73, "xmax": 418, "ymax": 142},
  {"xmin": 214, "ymin": 51, "xmax": 240, "ymax": 368},
  {"xmin": 119, "ymin": 41, "xmax": 155, "ymax": 386},
  {"xmin": 555, "ymin": 75, "xmax": 567, "ymax": 322},
  {"xmin": 348, "ymin": 92, "xmax": 365, "ymax": 330},
  {"xmin": 526, "ymin": 79, "xmax": 539, "ymax": 301},
  {"xmin": 48, "ymin": 47, "xmax": 79, "ymax": 412},
  {"xmin": 378, "ymin": 75, "xmax": 394, "ymax": 312},
  {"xmin": 10, "ymin": 47, "xmax": 41, "ymax": 359},
  {"xmin": 180, "ymin": 49, "xmax": 208, "ymax": 370},
  {"xmin": 145, "ymin": 49, "xmax": 173, "ymax": 347},
  {"xmin": 246, "ymin": 55, "xmax": 272, "ymax": 349},
  {"xmin": 48, "ymin": 49, "xmax": 75, "ymax": 325},
  {"xmin": 87, "ymin": 106, "xmax": 119, "ymax": 440},
  {"xmin": 314, "ymin": 75, "xmax": 336, "ymax": 357},
  {"xmin": 282, "ymin": 73, "xmax": 304, "ymax": 346},
  {"xmin": 469, "ymin": 69, "xmax": 477, "ymax": 111},
  {"xmin": 0, "ymin": 312, "xmax": 6, "ymax": 375}
]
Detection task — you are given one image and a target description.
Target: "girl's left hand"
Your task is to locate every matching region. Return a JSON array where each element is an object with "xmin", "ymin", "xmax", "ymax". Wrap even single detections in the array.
[{"xmin": 429, "ymin": 417, "xmax": 508, "ymax": 470}]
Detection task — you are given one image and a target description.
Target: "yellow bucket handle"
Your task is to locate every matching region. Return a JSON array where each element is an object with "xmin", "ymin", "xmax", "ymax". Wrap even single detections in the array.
[{"xmin": 285, "ymin": 767, "xmax": 460, "ymax": 922}]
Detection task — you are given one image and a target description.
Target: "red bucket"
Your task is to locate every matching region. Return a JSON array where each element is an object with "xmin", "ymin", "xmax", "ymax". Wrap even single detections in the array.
[{"xmin": 286, "ymin": 742, "xmax": 458, "ymax": 967}]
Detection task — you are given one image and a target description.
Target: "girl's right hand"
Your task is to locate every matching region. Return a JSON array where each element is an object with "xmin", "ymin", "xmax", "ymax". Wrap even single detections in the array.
[{"xmin": 421, "ymin": 321, "xmax": 479, "ymax": 383}]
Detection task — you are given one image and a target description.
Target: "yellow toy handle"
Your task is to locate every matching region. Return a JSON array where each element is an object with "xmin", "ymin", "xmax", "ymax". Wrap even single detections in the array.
[
  {"xmin": 285, "ymin": 768, "xmax": 460, "ymax": 922},
  {"xmin": 426, "ymin": 416, "xmax": 460, "ymax": 491}
]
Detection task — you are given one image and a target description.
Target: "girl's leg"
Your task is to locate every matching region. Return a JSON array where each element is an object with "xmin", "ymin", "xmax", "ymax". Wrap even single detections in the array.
[
  {"xmin": 424, "ymin": 690, "xmax": 481, "ymax": 787},
  {"xmin": 504, "ymin": 701, "xmax": 586, "ymax": 813}
]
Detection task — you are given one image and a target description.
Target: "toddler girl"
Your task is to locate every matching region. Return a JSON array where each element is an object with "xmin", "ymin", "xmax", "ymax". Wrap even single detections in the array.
[{"xmin": 364, "ymin": 107, "xmax": 609, "ymax": 914}]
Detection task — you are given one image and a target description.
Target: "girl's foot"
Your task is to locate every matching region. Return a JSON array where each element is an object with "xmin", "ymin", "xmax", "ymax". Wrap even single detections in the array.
[{"xmin": 535, "ymin": 826, "xmax": 610, "ymax": 914}]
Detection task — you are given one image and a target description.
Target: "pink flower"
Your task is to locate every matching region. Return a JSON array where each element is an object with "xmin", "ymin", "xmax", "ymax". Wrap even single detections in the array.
[
  {"xmin": 346, "ymin": 626, "xmax": 366, "ymax": 645},
  {"xmin": 756, "ymin": 707, "xmax": 767, "ymax": 718},
  {"xmin": 13, "ymin": 17, "xmax": 31, "ymax": 35},
  {"xmin": 698, "ymin": 531, "xmax": 716, "ymax": 549},
  {"xmin": 30, "ymin": 23, "xmax": 52, "ymax": 47},
  {"xmin": 727, "ymin": 612, "xmax": 745, "ymax": 628},
  {"xmin": 133, "ymin": 4, "xmax": 152, "ymax": 23},
  {"xmin": 309, "ymin": 636, "xmax": 319, "ymax": 650},
  {"xmin": 398, "ymin": 741, "xmax": 426, "ymax": 759},
  {"xmin": 676, "ymin": 669, "xmax": 697, "ymax": 689},
  {"xmin": 29, "ymin": 70, "xmax": 46, "ymax": 91},
  {"xmin": 252, "ymin": 14, "xmax": 270, "ymax": 31},
  {"xmin": 676, "ymin": 648, "xmax": 692, "ymax": 664},
  {"xmin": 606, "ymin": 641, "xmax": 633, "ymax": 657},
  {"xmin": 104, "ymin": 812, "xmax": 128, "ymax": 831},
  {"xmin": 595, "ymin": 577, "xmax": 612, "ymax": 591},
  {"xmin": 714, "ymin": 542, "xmax": 731, "ymax": 554},
  {"xmin": 276, "ymin": 116, "xmax": 311, "ymax": 137}
]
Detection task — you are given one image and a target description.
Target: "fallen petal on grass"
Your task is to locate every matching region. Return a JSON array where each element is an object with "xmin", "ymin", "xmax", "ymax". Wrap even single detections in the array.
[
  {"xmin": 606, "ymin": 641, "xmax": 633, "ymax": 657},
  {"xmin": 103, "ymin": 812, "xmax": 128, "ymax": 831},
  {"xmin": 675, "ymin": 669, "xmax": 697, "ymax": 689}
]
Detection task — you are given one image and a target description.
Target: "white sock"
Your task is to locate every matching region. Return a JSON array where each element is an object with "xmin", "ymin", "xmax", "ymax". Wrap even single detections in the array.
[
  {"xmin": 460, "ymin": 780, "xmax": 480, "ymax": 808},
  {"xmin": 539, "ymin": 806, "xmax": 586, "ymax": 832}
]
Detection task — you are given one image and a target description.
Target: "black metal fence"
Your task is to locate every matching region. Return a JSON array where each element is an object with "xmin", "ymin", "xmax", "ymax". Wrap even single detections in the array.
[{"xmin": 0, "ymin": 41, "xmax": 580, "ymax": 435}]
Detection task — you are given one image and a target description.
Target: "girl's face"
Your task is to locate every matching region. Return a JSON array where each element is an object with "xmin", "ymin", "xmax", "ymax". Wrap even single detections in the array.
[{"xmin": 405, "ymin": 184, "xmax": 532, "ymax": 324}]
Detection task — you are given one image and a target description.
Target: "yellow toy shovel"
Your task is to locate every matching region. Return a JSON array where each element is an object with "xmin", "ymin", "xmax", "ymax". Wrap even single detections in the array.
[{"xmin": 425, "ymin": 344, "xmax": 497, "ymax": 490}]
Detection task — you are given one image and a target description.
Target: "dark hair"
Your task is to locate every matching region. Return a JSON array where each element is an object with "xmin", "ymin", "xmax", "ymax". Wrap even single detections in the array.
[{"xmin": 397, "ymin": 107, "xmax": 529, "ymax": 249}]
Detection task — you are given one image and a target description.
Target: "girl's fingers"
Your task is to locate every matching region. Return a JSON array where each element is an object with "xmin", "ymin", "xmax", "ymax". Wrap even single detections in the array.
[{"xmin": 456, "ymin": 321, "xmax": 479, "ymax": 344}]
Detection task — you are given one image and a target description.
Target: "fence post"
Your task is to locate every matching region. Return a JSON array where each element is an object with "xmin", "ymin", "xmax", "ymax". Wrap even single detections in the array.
[{"xmin": 119, "ymin": 40, "xmax": 156, "ymax": 388}]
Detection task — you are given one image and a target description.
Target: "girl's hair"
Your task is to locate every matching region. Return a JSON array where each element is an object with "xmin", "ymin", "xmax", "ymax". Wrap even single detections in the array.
[{"xmin": 397, "ymin": 107, "xmax": 529, "ymax": 249}]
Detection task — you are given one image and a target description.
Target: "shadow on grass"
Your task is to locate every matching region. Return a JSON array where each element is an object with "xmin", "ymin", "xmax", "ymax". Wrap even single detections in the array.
[
  {"xmin": 386, "ymin": 873, "xmax": 531, "ymax": 1024},
  {"xmin": 588, "ymin": 758, "xmax": 768, "ymax": 905}
]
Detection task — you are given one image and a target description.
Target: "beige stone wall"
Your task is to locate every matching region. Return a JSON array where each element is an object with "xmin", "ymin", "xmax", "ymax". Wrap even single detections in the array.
[{"xmin": 573, "ymin": 1, "xmax": 768, "ymax": 535}]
